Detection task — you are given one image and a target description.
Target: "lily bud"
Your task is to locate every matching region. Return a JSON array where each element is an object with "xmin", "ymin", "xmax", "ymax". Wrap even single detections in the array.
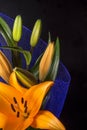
[
  {"xmin": 13, "ymin": 67, "xmax": 37, "ymax": 88},
  {"xmin": 0, "ymin": 51, "xmax": 12, "ymax": 82},
  {"xmin": 12, "ymin": 15, "xmax": 22, "ymax": 42},
  {"xmin": 39, "ymin": 42, "xmax": 54, "ymax": 81},
  {"xmin": 30, "ymin": 19, "xmax": 42, "ymax": 47}
]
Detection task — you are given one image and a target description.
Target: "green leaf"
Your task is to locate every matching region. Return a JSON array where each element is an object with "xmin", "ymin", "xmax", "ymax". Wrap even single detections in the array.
[
  {"xmin": 45, "ymin": 37, "xmax": 60, "ymax": 81},
  {"xmin": 0, "ymin": 17, "xmax": 11, "ymax": 36},
  {"xmin": 0, "ymin": 46, "xmax": 32, "ymax": 66},
  {"xmin": 0, "ymin": 17, "xmax": 15, "ymax": 46},
  {"xmin": 23, "ymin": 50, "xmax": 32, "ymax": 66},
  {"xmin": 41, "ymin": 90, "xmax": 51, "ymax": 109},
  {"xmin": 30, "ymin": 53, "xmax": 43, "ymax": 79}
]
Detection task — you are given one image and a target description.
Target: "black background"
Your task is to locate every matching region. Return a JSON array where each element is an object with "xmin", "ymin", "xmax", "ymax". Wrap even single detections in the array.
[{"xmin": 0, "ymin": 0, "xmax": 87, "ymax": 130}]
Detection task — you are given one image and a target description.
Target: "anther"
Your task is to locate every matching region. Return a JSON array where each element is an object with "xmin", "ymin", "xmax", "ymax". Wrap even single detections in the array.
[
  {"xmin": 21, "ymin": 97, "xmax": 24, "ymax": 104},
  {"xmin": 13, "ymin": 97, "xmax": 17, "ymax": 104},
  {"xmin": 27, "ymin": 112, "xmax": 29, "ymax": 117},
  {"xmin": 11, "ymin": 104, "xmax": 16, "ymax": 112},
  {"xmin": 17, "ymin": 111, "xmax": 20, "ymax": 118},
  {"xmin": 24, "ymin": 100, "xmax": 27, "ymax": 107}
]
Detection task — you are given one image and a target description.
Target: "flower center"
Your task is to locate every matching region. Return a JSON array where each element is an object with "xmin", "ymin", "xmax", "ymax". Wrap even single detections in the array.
[{"xmin": 10, "ymin": 97, "xmax": 29, "ymax": 118}]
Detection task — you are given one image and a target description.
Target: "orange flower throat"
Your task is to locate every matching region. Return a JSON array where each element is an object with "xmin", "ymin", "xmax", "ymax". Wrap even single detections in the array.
[{"xmin": 11, "ymin": 97, "xmax": 29, "ymax": 119}]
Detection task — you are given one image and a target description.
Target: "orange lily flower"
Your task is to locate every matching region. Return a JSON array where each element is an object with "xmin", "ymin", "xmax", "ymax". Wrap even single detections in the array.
[{"xmin": 0, "ymin": 80, "xmax": 65, "ymax": 130}]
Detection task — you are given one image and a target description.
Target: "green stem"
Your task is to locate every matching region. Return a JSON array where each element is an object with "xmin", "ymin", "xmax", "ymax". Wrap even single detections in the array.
[{"xmin": 12, "ymin": 42, "xmax": 22, "ymax": 67}]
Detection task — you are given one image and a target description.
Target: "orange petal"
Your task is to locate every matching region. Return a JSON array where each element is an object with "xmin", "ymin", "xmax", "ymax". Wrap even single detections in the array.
[
  {"xmin": 9, "ymin": 71, "xmax": 27, "ymax": 94},
  {"xmin": 10, "ymin": 115, "xmax": 33, "ymax": 130},
  {"xmin": 31, "ymin": 110, "xmax": 65, "ymax": 130},
  {"xmin": 0, "ymin": 113, "xmax": 7, "ymax": 128},
  {"xmin": 0, "ymin": 82, "xmax": 22, "ymax": 117},
  {"xmin": 24, "ymin": 81, "xmax": 54, "ymax": 118},
  {"xmin": 0, "ymin": 113, "xmax": 19, "ymax": 130},
  {"xmin": 17, "ymin": 117, "xmax": 33, "ymax": 130},
  {"xmin": 3, "ymin": 116, "xmax": 24, "ymax": 130}
]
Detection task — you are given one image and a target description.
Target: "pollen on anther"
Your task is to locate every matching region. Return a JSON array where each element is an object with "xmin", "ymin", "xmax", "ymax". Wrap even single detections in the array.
[
  {"xmin": 13, "ymin": 97, "xmax": 17, "ymax": 104},
  {"xmin": 11, "ymin": 104, "xmax": 16, "ymax": 112},
  {"xmin": 17, "ymin": 111, "xmax": 20, "ymax": 117},
  {"xmin": 21, "ymin": 97, "xmax": 24, "ymax": 104},
  {"xmin": 24, "ymin": 100, "xmax": 27, "ymax": 107}
]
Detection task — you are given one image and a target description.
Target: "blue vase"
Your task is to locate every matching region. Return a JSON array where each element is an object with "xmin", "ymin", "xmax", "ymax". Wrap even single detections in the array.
[{"xmin": 0, "ymin": 13, "xmax": 71, "ymax": 118}]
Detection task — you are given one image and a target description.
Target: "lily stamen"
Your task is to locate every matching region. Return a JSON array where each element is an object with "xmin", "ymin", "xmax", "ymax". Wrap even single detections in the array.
[
  {"xmin": 11, "ymin": 104, "xmax": 16, "ymax": 112},
  {"xmin": 24, "ymin": 100, "xmax": 27, "ymax": 108},
  {"xmin": 24, "ymin": 106, "xmax": 28, "ymax": 113},
  {"xmin": 11, "ymin": 96, "xmax": 29, "ymax": 119},
  {"xmin": 17, "ymin": 111, "xmax": 20, "ymax": 118},
  {"xmin": 13, "ymin": 97, "xmax": 22, "ymax": 113},
  {"xmin": 13, "ymin": 97, "xmax": 17, "ymax": 104},
  {"xmin": 21, "ymin": 97, "xmax": 24, "ymax": 104}
]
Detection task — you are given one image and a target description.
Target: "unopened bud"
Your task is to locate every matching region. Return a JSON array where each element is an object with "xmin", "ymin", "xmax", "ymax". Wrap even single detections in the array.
[
  {"xmin": 12, "ymin": 15, "xmax": 22, "ymax": 42},
  {"xmin": 30, "ymin": 19, "xmax": 42, "ymax": 47},
  {"xmin": 13, "ymin": 67, "xmax": 37, "ymax": 88},
  {"xmin": 39, "ymin": 42, "xmax": 54, "ymax": 81},
  {"xmin": 0, "ymin": 51, "xmax": 12, "ymax": 82}
]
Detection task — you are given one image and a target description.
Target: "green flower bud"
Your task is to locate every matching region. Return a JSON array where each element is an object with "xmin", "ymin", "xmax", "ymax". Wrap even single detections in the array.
[
  {"xmin": 30, "ymin": 19, "xmax": 42, "ymax": 47},
  {"xmin": 13, "ymin": 67, "xmax": 37, "ymax": 88},
  {"xmin": 12, "ymin": 15, "xmax": 22, "ymax": 42}
]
